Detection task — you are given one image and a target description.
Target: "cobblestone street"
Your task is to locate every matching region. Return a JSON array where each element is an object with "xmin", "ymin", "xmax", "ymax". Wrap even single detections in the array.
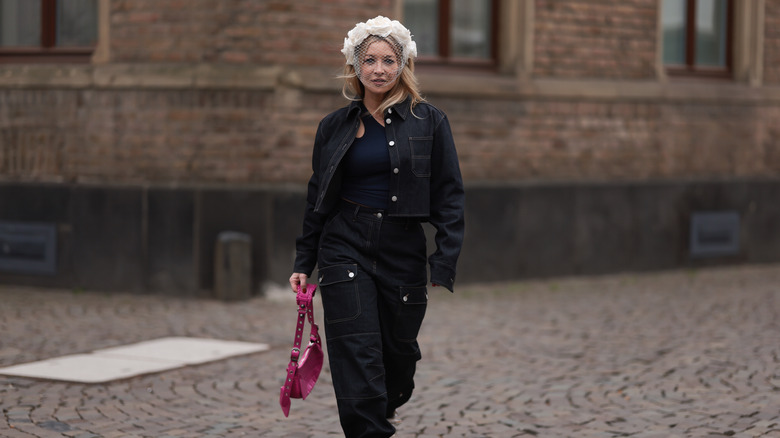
[{"xmin": 1, "ymin": 263, "xmax": 779, "ymax": 437}]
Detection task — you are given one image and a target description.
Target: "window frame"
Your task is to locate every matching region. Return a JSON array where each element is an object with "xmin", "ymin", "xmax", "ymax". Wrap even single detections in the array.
[
  {"xmin": 411, "ymin": 0, "xmax": 500, "ymax": 70},
  {"xmin": 0, "ymin": 0, "xmax": 96, "ymax": 63},
  {"xmin": 664, "ymin": 0, "xmax": 734, "ymax": 78}
]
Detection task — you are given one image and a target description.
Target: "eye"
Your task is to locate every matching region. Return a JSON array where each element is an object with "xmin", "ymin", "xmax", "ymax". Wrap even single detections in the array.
[
  {"xmin": 383, "ymin": 57, "xmax": 396, "ymax": 66},
  {"xmin": 363, "ymin": 57, "xmax": 376, "ymax": 65}
]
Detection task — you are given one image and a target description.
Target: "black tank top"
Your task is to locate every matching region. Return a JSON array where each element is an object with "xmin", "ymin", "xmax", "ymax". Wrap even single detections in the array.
[{"xmin": 340, "ymin": 114, "xmax": 391, "ymax": 208}]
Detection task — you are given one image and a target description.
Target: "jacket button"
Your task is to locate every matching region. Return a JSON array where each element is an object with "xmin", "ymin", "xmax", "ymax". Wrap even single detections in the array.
[
  {"xmin": 388, "ymin": 141, "xmax": 395, "ymax": 147},
  {"xmin": 393, "ymin": 168, "xmax": 399, "ymax": 174},
  {"xmin": 388, "ymin": 108, "xmax": 393, "ymax": 114},
  {"xmin": 386, "ymin": 118, "xmax": 392, "ymax": 124},
  {"xmin": 391, "ymin": 196, "xmax": 398, "ymax": 202}
]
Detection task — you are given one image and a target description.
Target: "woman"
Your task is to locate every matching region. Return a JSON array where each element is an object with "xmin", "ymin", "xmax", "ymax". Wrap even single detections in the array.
[{"xmin": 289, "ymin": 15, "xmax": 465, "ymax": 438}]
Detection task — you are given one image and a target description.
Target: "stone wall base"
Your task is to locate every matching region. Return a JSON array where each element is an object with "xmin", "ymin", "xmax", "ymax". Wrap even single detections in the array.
[{"xmin": 1, "ymin": 180, "xmax": 777, "ymax": 296}]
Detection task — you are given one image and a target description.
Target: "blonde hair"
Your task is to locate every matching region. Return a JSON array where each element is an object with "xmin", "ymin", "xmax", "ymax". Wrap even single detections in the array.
[{"xmin": 340, "ymin": 35, "xmax": 425, "ymax": 116}]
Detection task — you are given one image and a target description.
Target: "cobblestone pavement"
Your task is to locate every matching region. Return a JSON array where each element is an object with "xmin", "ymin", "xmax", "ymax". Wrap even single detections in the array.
[{"xmin": 1, "ymin": 263, "xmax": 779, "ymax": 438}]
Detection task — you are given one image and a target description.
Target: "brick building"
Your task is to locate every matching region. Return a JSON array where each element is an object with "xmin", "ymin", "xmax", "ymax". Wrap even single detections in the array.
[{"xmin": 1, "ymin": 0, "xmax": 778, "ymax": 296}]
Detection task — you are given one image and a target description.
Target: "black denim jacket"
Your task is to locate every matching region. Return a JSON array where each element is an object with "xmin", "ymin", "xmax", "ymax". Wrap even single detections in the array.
[{"xmin": 294, "ymin": 97, "xmax": 465, "ymax": 291}]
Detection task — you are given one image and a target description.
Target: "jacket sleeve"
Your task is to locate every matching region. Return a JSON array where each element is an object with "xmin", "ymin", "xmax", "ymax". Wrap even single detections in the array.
[
  {"xmin": 428, "ymin": 114, "xmax": 465, "ymax": 292},
  {"xmin": 293, "ymin": 122, "xmax": 328, "ymax": 276}
]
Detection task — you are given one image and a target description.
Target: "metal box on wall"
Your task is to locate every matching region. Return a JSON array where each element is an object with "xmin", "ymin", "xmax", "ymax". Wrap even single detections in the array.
[{"xmin": 0, "ymin": 222, "xmax": 57, "ymax": 275}]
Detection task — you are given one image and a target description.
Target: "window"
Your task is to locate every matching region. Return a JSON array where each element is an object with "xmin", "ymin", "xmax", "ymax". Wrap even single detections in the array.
[
  {"xmin": 662, "ymin": 0, "xmax": 733, "ymax": 76},
  {"xmin": 0, "ymin": 0, "xmax": 97, "ymax": 63},
  {"xmin": 403, "ymin": 0, "xmax": 498, "ymax": 67}
]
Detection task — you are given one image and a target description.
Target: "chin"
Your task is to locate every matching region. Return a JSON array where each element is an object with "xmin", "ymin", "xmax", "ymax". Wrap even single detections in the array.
[
  {"xmin": 363, "ymin": 82, "xmax": 395, "ymax": 97},
  {"xmin": 368, "ymin": 86, "xmax": 389, "ymax": 94}
]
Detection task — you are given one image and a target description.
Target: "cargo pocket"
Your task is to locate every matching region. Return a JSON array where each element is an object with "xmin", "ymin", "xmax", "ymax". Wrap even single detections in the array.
[
  {"xmin": 318, "ymin": 264, "xmax": 361, "ymax": 324},
  {"xmin": 394, "ymin": 286, "xmax": 428, "ymax": 342}
]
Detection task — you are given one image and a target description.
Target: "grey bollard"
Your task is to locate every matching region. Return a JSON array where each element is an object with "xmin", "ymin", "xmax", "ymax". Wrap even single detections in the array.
[{"xmin": 214, "ymin": 231, "xmax": 252, "ymax": 301}]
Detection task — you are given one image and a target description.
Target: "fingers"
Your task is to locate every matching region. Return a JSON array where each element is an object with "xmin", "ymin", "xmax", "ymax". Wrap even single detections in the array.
[
  {"xmin": 289, "ymin": 273, "xmax": 308, "ymax": 293},
  {"xmin": 289, "ymin": 273, "xmax": 299, "ymax": 293}
]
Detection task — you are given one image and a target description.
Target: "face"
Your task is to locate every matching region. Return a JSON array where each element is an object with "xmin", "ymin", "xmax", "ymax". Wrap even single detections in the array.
[{"xmin": 356, "ymin": 39, "xmax": 402, "ymax": 98}]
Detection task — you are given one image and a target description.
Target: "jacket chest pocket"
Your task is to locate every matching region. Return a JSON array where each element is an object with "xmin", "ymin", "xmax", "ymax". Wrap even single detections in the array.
[{"xmin": 409, "ymin": 136, "xmax": 432, "ymax": 177}]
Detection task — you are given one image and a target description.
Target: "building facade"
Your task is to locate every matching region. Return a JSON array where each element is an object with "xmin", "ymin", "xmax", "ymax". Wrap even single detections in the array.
[{"xmin": 1, "ymin": 0, "xmax": 778, "ymax": 295}]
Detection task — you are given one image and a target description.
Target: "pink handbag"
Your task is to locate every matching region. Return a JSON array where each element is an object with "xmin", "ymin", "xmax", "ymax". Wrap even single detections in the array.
[{"xmin": 279, "ymin": 283, "xmax": 323, "ymax": 417}]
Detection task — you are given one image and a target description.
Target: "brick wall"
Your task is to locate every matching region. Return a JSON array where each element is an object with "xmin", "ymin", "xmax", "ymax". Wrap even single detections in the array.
[
  {"xmin": 2, "ymin": 0, "xmax": 780, "ymax": 185},
  {"xmin": 3, "ymin": 87, "xmax": 778, "ymax": 184},
  {"xmin": 110, "ymin": 0, "xmax": 393, "ymax": 65},
  {"xmin": 532, "ymin": 0, "xmax": 658, "ymax": 79},
  {"xmin": 441, "ymin": 97, "xmax": 780, "ymax": 182},
  {"xmin": 765, "ymin": 0, "xmax": 780, "ymax": 85},
  {"xmin": 0, "ymin": 88, "xmax": 340, "ymax": 183},
  {"xmin": 2, "ymin": 0, "xmax": 780, "ymax": 292},
  {"xmin": 0, "ymin": 90, "xmax": 71, "ymax": 181}
]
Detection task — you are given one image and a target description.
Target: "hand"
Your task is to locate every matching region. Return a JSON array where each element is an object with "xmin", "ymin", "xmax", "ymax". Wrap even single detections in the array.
[{"xmin": 289, "ymin": 272, "xmax": 308, "ymax": 294}]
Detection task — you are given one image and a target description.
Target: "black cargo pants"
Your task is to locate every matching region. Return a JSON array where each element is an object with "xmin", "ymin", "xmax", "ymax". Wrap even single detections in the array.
[{"xmin": 317, "ymin": 200, "xmax": 429, "ymax": 438}]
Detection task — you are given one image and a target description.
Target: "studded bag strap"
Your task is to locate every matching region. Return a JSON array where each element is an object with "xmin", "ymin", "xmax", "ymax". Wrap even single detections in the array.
[
  {"xmin": 280, "ymin": 283, "xmax": 317, "ymax": 417},
  {"xmin": 304, "ymin": 288, "xmax": 319, "ymax": 345}
]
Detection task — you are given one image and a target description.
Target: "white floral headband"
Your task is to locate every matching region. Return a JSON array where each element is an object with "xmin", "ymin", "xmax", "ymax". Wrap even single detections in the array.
[{"xmin": 341, "ymin": 16, "xmax": 418, "ymax": 66}]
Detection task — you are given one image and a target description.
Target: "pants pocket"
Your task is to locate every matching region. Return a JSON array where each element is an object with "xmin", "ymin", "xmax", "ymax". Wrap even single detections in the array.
[
  {"xmin": 318, "ymin": 264, "xmax": 361, "ymax": 324},
  {"xmin": 394, "ymin": 286, "xmax": 428, "ymax": 342}
]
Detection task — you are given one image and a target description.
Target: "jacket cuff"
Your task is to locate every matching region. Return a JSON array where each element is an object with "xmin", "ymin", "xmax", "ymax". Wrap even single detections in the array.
[
  {"xmin": 430, "ymin": 262, "xmax": 456, "ymax": 293},
  {"xmin": 293, "ymin": 254, "xmax": 315, "ymax": 277}
]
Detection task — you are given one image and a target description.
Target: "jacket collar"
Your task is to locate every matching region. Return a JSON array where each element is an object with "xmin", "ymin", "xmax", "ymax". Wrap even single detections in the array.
[
  {"xmin": 346, "ymin": 96, "xmax": 412, "ymax": 121},
  {"xmin": 390, "ymin": 97, "xmax": 411, "ymax": 121},
  {"xmin": 347, "ymin": 99, "xmax": 363, "ymax": 118}
]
